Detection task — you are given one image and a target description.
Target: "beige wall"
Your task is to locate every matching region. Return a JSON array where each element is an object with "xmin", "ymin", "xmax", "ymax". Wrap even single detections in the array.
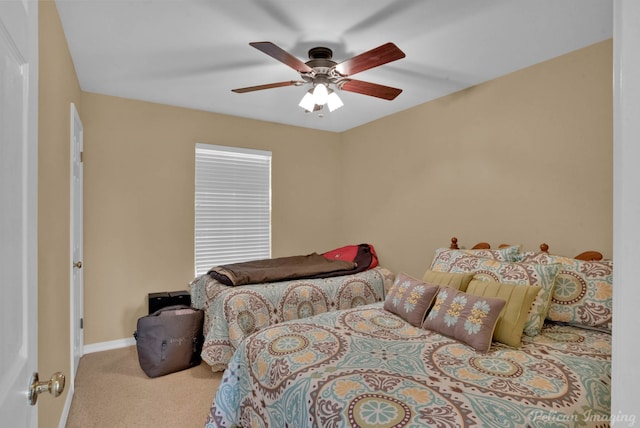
[
  {"xmin": 38, "ymin": 2, "xmax": 612, "ymax": 424},
  {"xmin": 341, "ymin": 40, "xmax": 613, "ymax": 278},
  {"xmin": 38, "ymin": 1, "xmax": 82, "ymax": 426},
  {"xmin": 80, "ymin": 94, "xmax": 344, "ymax": 344}
]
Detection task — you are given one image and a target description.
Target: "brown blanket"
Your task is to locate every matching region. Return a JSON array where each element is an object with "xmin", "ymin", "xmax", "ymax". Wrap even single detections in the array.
[{"xmin": 208, "ymin": 253, "xmax": 356, "ymax": 286}]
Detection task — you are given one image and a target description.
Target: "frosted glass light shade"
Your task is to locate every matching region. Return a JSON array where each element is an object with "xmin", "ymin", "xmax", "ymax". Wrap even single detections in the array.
[
  {"xmin": 298, "ymin": 91, "xmax": 315, "ymax": 111},
  {"xmin": 312, "ymin": 83, "xmax": 329, "ymax": 105},
  {"xmin": 327, "ymin": 92, "xmax": 343, "ymax": 112}
]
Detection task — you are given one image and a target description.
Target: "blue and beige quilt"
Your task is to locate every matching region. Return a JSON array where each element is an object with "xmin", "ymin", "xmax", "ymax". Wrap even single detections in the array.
[
  {"xmin": 207, "ymin": 304, "xmax": 611, "ymax": 427},
  {"xmin": 190, "ymin": 268, "xmax": 392, "ymax": 371}
]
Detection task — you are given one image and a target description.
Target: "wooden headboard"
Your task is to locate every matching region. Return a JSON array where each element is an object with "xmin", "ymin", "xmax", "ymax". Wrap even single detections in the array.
[{"xmin": 449, "ymin": 237, "xmax": 603, "ymax": 261}]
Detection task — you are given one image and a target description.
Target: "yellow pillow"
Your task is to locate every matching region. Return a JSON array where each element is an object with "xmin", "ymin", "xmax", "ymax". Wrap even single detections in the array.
[
  {"xmin": 422, "ymin": 270, "xmax": 474, "ymax": 292},
  {"xmin": 466, "ymin": 279, "xmax": 541, "ymax": 347}
]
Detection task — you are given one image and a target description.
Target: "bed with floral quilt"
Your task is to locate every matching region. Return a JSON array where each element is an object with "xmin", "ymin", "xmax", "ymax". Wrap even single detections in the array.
[
  {"xmin": 206, "ymin": 241, "xmax": 612, "ymax": 427},
  {"xmin": 190, "ymin": 265, "xmax": 394, "ymax": 371}
]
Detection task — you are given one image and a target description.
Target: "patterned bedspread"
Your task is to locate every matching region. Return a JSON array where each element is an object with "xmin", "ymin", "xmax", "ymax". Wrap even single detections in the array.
[
  {"xmin": 190, "ymin": 267, "xmax": 393, "ymax": 371},
  {"xmin": 207, "ymin": 303, "xmax": 611, "ymax": 427}
]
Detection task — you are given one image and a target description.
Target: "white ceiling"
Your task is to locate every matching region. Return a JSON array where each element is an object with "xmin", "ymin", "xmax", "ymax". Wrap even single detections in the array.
[{"xmin": 55, "ymin": 0, "xmax": 612, "ymax": 133}]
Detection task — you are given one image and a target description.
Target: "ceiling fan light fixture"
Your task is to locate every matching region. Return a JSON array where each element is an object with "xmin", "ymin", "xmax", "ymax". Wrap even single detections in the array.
[
  {"xmin": 298, "ymin": 91, "xmax": 316, "ymax": 111},
  {"xmin": 327, "ymin": 91, "xmax": 343, "ymax": 112}
]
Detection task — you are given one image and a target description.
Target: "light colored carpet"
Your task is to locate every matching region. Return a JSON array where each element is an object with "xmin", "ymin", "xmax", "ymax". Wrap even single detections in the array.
[{"xmin": 65, "ymin": 346, "xmax": 222, "ymax": 428}]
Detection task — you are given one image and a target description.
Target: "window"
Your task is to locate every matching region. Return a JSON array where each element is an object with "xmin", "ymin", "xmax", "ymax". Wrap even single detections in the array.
[{"xmin": 195, "ymin": 144, "xmax": 271, "ymax": 275}]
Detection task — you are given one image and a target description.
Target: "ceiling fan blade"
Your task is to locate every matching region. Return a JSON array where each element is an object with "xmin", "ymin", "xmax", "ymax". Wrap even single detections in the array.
[
  {"xmin": 249, "ymin": 42, "xmax": 313, "ymax": 73},
  {"xmin": 335, "ymin": 42, "xmax": 406, "ymax": 76},
  {"xmin": 340, "ymin": 79, "xmax": 403, "ymax": 100},
  {"xmin": 231, "ymin": 81, "xmax": 304, "ymax": 93}
]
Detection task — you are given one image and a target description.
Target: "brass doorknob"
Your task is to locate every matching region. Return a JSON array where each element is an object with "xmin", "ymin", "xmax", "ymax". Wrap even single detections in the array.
[
  {"xmin": 73, "ymin": 261, "xmax": 82, "ymax": 268},
  {"xmin": 28, "ymin": 371, "xmax": 65, "ymax": 405}
]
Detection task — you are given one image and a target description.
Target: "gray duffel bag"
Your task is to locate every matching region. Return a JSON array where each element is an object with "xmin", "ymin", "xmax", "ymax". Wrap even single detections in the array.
[{"xmin": 134, "ymin": 305, "xmax": 204, "ymax": 378}]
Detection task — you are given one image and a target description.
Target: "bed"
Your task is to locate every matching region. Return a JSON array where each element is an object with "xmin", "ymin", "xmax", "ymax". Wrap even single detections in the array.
[
  {"xmin": 190, "ymin": 248, "xmax": 394, "ymax": 371},
  {"xmin": 206, "ymin": 239, "xmax": 612, "ymax": 427}
]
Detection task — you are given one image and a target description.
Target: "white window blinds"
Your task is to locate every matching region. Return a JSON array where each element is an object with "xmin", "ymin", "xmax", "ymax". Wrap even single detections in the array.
[{"xmin": 195, "ymin": 144, "xmax": 272, "ymax": 276}]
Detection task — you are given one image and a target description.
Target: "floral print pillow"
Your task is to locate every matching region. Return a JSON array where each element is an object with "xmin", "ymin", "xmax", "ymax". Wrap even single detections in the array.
[
  {"xmin": 516, "ymin": 252, "xmax": 613, "ymax": 331},
  {"xmin": 383, "ymin": 273, "xmax": 440, "ymax": 327},
  {"xmin": 422, "ymin": 288, "xmax": 506, "ymax": 352},
  {"xmin": 429, "ymin": 247, "xmax": 521, "ymax": 272}
]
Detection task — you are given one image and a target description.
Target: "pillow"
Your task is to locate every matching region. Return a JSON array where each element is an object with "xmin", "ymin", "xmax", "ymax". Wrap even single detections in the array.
[
  {"xmin": 430, "ymin": 254, "xmax": 560, "ymax": 336},
  {"xmin": 429, "ymin": 246, "xmax": 521, "ymax": 273},
  {"xmin": 422, "ymin": 288, "xmax": 506, "ymax": 353},
  {"xmin": 422, "ymin": 270, "xmax": 474, "ymax": 292},
  {"xmin": 467, "ymin": 245, "xmax": 521, "ymax": 261},
  {"xmin": 516, "ymin": 252, "xmax": 613, "ymax": 331},
  {"xmin": 383, "ymin": 273, "xmax": 440, "ymax": 327},
  {"xmin": 466, "ymin": 279, "xmax": 541, "ymax": 347}
]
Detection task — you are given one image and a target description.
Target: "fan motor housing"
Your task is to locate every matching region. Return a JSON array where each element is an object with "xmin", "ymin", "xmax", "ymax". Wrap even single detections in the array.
[
  {"xmin": 308, "ymin": 46, "xmax": 333, "ymax": 60},
  {"xmin": 305, "ymin": 47, "xmax": 336, "ymax": 70}
]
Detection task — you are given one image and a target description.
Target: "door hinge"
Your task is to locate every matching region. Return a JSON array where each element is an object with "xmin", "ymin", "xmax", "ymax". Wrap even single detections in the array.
[
  {"xmin": 80, "ymin": 151, "xmax": 84, "ymax": 163},
  {"xmin": 80, "ymin": 318, "xmax": 84, "ymax": 329}
]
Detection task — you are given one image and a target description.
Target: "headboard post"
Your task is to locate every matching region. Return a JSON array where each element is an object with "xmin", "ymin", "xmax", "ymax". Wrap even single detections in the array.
[
  {"xmin": 450, "ymin": 237, "xmax": 459, "ymax": 249},
  {"xmin": 540, "ymin": 243, "xmax": 549, "ymax": 253}
]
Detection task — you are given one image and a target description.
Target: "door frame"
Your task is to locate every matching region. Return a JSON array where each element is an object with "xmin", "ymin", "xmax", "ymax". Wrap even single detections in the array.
[{"xmin": 69, "ymin": 102, "xmax": 84, "ymax": 390}]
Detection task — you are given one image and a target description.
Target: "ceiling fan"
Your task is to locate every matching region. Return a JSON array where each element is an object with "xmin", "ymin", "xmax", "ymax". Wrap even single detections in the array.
[{"xmin": 231, "ymin": 41, "xmax": 406, "ymax": 112}]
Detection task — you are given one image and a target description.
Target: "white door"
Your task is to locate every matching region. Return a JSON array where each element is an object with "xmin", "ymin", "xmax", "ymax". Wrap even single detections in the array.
[
  {"xmin": 70, "ymin": 103, "xmax": 84, "ymax": 386},
  {"xmin": 0, "ymin": 0, "xmax": 39, "ymax": 427}
]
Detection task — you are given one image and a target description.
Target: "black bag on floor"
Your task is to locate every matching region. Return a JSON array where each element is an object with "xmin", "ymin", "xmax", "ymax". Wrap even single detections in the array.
[{"xmin": 133, "ymin": 305, "xmax": 204, "ymax": 378}]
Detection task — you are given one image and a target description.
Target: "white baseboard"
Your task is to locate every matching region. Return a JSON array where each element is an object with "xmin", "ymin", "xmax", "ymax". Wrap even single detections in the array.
[{"xmin": 83, "ymin": 337, "xmax": 136, "ymax": 354}]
